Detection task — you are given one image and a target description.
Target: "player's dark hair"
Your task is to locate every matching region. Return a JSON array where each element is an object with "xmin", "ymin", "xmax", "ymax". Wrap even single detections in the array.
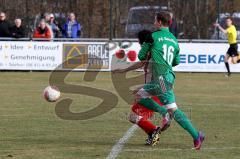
[
  {"xmin": 226, "ymin": 16, "xmax": 233, "ymax": 22},
  {"xmin": 156, "ymin": 11, "xmax": 171, "ymax": 26},
  {"xmin": 137, "ymin": 30, "xmax": 153, "ymax": 45},
  {"xmin": 0, "ymin": 11, "xmax": 6, "ymax": 15}
]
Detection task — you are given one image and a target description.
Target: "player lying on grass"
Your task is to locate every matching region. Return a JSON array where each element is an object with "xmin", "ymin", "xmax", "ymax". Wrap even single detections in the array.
[
  {"xmin": 214, "ymin": 17, "xmax": 240, "ymax": 77},
  {"xmin": 135, "ymin": 11, "xmax": 204, "ymax": 150},
  {"xmin": 113, "ymin": 30, "xmax": 171, "ymax": 146}
]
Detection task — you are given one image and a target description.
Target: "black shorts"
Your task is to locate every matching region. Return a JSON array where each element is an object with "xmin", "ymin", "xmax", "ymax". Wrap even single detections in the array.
[{"xmin": 227, "ymin": 43, "xmax": 238, "ymax": 57}]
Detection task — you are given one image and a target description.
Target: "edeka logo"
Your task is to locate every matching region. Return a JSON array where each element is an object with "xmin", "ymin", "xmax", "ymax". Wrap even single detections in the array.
[
  {"xmin": 180, "ymin": 54, "xmax": 225, "ymax": 64},
  {"xmin": 62, "ymin": 44, "xmax": 109, "ymax": 69}
]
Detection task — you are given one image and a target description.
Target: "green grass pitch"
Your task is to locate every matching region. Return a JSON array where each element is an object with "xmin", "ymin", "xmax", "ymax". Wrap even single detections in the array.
[{"xmin": 0, "ymin": 72, "xmax": 240, "ymax": 159}]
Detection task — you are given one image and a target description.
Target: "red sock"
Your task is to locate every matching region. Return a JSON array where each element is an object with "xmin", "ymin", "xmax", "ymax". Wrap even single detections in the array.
[{"xmin": 137, "ymin": 118, "xmax": 157, "ymax": 134}]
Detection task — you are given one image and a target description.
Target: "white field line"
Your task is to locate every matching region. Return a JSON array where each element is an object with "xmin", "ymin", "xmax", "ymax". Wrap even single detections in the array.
[{"xmin": 106, "ymin": 125, "xmax": 138, "ymax": 159}]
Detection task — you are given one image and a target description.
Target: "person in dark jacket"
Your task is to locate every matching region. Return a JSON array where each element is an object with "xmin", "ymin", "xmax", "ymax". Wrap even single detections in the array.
[
  {"xmin": 62, "ymin": 13, "xmax": 81, "ymax": 38},
  {"xmin": 0, "ymin": 12, "xmax": 11, "ymax": 37},
  {"xmin": 11, "ymin": 18, "xmax": 25, "ymax": 38},
  {"xmin": 169, "ymin": 12, "xmax": 178, "ymax": 38}
]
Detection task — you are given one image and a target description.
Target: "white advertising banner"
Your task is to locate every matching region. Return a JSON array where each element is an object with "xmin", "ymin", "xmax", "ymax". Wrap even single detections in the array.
[
  {"xmin": 0, "ymin": 41, "xmax": 62, "ymax": 70},
  {"xmin": 0, "ymin": 41, "xmax": 110, "ymax": 71},
  {"xmin": 0, "ymin": 41, "xmax": 239, "ymax": 72},
  {"xmin": 174, "ymin": 43, "xmax": 240, "ymax": 72},
  {"xmin": 110, "ymin": 42, "xmax": 240, "ymax": 73},
  {"xmin": 110, "ymin": 42, "xmax": 140, "ymax": 71}
]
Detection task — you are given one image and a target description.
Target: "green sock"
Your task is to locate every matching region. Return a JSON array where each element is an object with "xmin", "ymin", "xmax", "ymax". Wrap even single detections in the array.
[
  {"xmin": 173, "ymin": 109, "xmax": 199, "ymax": 140},
  {"xmin": 139, "ymin": 98, "xmax": 168, "ymax": 116}
]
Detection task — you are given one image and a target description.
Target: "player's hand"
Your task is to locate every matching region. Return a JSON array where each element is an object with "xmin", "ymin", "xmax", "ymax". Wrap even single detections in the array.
[
  {"xmin": 112, "ymin": 69, "xmax": 126, "ymax": 74},
  {"xmin": 213, "ymin": 23, "xmax": 220, "ymax": 28}
]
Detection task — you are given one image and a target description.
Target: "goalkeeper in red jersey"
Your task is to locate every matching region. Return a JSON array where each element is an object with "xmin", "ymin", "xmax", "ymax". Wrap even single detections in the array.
[{"xmin": 113, "ymin": 30, "xmax": 171, "ymax": 146}]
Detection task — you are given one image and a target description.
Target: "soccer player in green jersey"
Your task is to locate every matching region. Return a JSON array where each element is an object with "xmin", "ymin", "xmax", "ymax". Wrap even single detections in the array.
[
  {"xmin": 113, "ymin": 30, "xmax": 171, "ymax": 146},
  {"xmin": 136, "ymin": 11, "xmax": 205, "ymax": 150}
]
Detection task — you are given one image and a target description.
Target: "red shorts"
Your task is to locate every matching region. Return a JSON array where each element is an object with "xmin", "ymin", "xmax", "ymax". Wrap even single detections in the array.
[{"xmin": 131, "ymin": 96, "xmax": 163, "ymax": 119}]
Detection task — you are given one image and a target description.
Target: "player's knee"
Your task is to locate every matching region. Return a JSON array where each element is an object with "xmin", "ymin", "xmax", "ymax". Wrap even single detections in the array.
[
  {"xmin": 129, "ymin": 112, "xmax": 142, "ymax": 124},
  {"xmin": 232, "ymin": 57, "xmax": 238, "ymax": 64},
  {"xmin": 136, "ymin": 88, "xmax": 152, "ymax": 99},
  {"xmin": 165, "ymin": 103, "xmax": 178, "ymax": 112},
  {"xmin": 135, "ymin": 88, "xmax": 151, "ymax": 102},
  {"xmin": 224, "ymin": 55, "xmax": 229, "ymax": 62}
]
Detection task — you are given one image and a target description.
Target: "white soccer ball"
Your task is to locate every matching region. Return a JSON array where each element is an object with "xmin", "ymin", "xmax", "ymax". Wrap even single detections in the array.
[{"xmin": 43, "ymin": 86, "xmax": 60, "ymax": 102}]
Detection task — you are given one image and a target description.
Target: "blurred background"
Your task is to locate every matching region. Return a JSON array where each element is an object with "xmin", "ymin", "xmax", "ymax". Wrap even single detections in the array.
[{"xmin": 1, "ymin": 0, "xmax": 240, "ymax": 39}]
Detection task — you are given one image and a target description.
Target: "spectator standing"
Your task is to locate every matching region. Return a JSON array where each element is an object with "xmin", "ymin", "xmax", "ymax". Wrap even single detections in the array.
[
  {"xmin": 0, "ymin": 12, "xmax": 11, "ymax": 37},
  {"xmin": 48, "ymin": 13, "xmax": 61, "ymax": 38},
  {"xmin": 62, "ymin": 13, "xmax": 81, "ymax": 38},
  {"xmin": 33, "ymin": 19, "xmax": 52, "ymax": 40},
  {"xmin": 44, "ymin": 13, "xmax": 54, "ymax": 39},
  {"xmin": 169, "ymin": 12, "xmax": 178, "ymax": 38},
  {"xmin": 11, "ymin": 18, "xmax": 25, "ymax": 38}
]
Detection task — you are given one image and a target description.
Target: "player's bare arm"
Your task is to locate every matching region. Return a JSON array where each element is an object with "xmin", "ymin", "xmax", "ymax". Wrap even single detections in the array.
[{"xmin": 214, "ymin": 23, "xmax": 227, "ymax": 34}]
